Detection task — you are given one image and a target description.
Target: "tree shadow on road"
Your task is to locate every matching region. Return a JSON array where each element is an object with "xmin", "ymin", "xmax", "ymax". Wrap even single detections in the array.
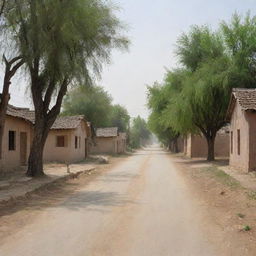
[{"xmin": 0, "ymin": 173, "xmax": 137, "ymax": 219}]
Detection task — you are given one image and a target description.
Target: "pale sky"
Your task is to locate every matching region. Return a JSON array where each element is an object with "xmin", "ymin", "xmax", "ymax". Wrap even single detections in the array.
[{"xmin": 5, "ymin": 0, "xmax": 256, "ymax": 119}]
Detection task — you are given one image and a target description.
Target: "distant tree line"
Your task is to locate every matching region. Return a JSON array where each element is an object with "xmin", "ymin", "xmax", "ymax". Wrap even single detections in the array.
[
  {"xmin": 147, "ymin": 13, "xmax": 256, "ymax": 161},
  {"xmin": 62, "ymin": 85, "xmax": 130, "ymax": 132},
  {"xmin": 63, "ymin": 85, "xmax": 151, "ymax": 149}
]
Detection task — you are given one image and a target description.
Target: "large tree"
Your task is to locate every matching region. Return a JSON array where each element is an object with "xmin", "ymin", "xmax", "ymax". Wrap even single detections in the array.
[
  {"xmin": 148, "ymin": 14, "xmax": 256, "ymax": 161},
  {"xmin": 221, "ymin": 13, "xmax": 256, "ymax": 88},
  {"xmin": 174, "ymin": 15, "xmax": 256, "ymax": 161},
  {"xmin": 63, "ymin": 85, "xmax": 113, "ymax": 128},
  {"xmin": 5, "ymin": 0, "xmax": 128, "ymax": 176},
  {"xmin": 173, "ymin": 26, "xmax": 230, "ymax": 160}
]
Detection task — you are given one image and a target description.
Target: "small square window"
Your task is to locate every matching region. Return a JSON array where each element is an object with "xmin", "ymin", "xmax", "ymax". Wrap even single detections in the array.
[
  {"xmin": 9, "ymin": 131, "xmax": 16, "ymax": 151},
  {"xmin": 56, "ymin": 136, "xmax": 65, "ymax": 147}
]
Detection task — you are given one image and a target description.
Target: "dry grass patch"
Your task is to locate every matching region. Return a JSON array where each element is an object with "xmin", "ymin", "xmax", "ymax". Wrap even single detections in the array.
[{"xmin": 201, "ymin": 166, "xmax": 241, "ymax": 189}]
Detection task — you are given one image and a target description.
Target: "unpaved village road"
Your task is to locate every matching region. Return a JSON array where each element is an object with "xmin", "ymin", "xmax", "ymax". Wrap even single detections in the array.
[{"xmin": 0, "ymin": 147, "xmax": 221, "ymax": 256}]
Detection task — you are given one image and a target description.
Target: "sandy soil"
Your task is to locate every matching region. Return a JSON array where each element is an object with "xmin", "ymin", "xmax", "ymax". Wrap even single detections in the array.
[
  {"xmin": 0, "ymin": 148, "xmax": 255, "ymax": 255},
  {"xmin": 172, "ymin": 155, "xmax": 256, "ymax": 256}
]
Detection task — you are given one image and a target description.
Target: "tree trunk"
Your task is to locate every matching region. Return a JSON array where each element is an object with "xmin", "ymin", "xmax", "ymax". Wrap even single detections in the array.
[
  {"xmin": 27, "ymin": 140, "xmax": 45, "ymax": 177},
  {"xmin": 168, "ymin": 140, "xmax": 172, "ymax": 151},
  {"xmin": 173, "ymin": 138, "xmax": 179, "ymax": 153},
  {"xmin": 26, "ymin": 116, "xmax": 51, "ymax": 177},
  {"xmin": 206, "ymin": 136, "xmax": 216, "ymax": 161},
  {"xmin": 0, "ymin": 93, "xmax": 10, "ymax": 158},
  {"xmin": 26, "ymin": 77, "xmax": 68, "ymax": 177},
  {"xmin": 0, "ymin": 56, "xmax": 24, "ymax": 159}
]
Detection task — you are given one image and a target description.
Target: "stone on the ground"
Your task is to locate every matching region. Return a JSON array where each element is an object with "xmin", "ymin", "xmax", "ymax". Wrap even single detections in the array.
[{"xmin": 97, "ymin": 156, "xmax": 109, "ymax": 164}]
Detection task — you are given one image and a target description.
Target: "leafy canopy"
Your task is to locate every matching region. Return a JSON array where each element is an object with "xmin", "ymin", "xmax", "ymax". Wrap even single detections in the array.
[
  {"xmin": 129, "ymin": 116, "xmax": 151, "ymax": 149},
  {"xmin": 62, "ymin": 85, "xmax": 113, "ymax": 127}
]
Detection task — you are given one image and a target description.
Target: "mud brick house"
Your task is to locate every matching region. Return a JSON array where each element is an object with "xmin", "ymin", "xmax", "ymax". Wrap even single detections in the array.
[
  {"xmin": 43, "ymin": 115, "xmax": 91, "ymax": 163},
  {"xmin": 0, "ymin": 105, "xmax": 91, "ymax": 172},
  {"xmin": 227, "ymin": 89, "xmax": 256, "ymax": 172},
  {"xmin": 0, "ymin": 105, "xmax": 34, "ymax": 171},
  {"xmin": 90, "ymin": 127, "xmax": 127, "ymax": 154},
  {"xmin": 184, "ymin": 127, "xmax": 230, "ymax": 158}
]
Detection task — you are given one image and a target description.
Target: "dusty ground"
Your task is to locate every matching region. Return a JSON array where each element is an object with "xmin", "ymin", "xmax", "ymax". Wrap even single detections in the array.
[
  {"xmin": 172, "ymin": 155, "xmax": 256, "ymax": 255},
  {"xmin": 0, "ymin": 156, "xmax": 124, "ymax": 242},
  {"xmin": 0, "ymin": 148, "xmax": 255, "ymax": 255}
]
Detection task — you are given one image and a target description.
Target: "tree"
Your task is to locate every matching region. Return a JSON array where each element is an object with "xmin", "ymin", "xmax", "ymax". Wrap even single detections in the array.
[
  {"xmin": 221, "ymin": 13, "xmax": 256, "ymax": 88},
  {"xmin": 172, "ymin": 26, "xmax": 230, "ymax": 160},
  {"xmin": 150, "ymin": 14, "xmax": 256, "ymax": 161},
  {"xmin": 63, "ymin": 85, "xmax": 113, "ymax": 128},
  {"xmin": 129, "ymin": 116, "xmax": 151, "ymax": 149},
  {"xmin": 110, "ymin": 104, "xmax": 130, "ymax": 132},
  {"xmin": 174, "ymin": 15, "xmax": 256, "ymax": 161},
  {"xmin": 147, "ymin": 70, "xmax": 186, "ymax": 152},
  {"xmin": 5, "ymin": 0, "xmax": 128, "ymax": 176},
  {"xmin": 0, "ymin": 1, "xmax": 25, "ymax": 159}
]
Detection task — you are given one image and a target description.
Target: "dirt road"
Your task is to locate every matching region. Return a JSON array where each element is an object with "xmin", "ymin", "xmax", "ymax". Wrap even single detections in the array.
[{"xmin": 0, "ymin": 147, "xmax": 221, "ymax": 256}]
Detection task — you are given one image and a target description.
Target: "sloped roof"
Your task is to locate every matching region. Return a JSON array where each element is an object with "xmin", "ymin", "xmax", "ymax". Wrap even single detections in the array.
[
  {"xmin": 6, "ymin": 105, "xmax": 86, "ymax": 130},
  {"xmin": 233, "ymin": 89, "xmax": 256, "ymax": 110},
  {"xmin": 7, "ymin": 105, "xmax": 35, "ymax": 123},
  {"xmin": 51, "ymin": 115, "xmax": 85, "ymax": 130},
  {"xmin": 96, "ymin": 127, "xmax": 118, "ymax": 137},
  {"xmin": 226, "ymin": 88, "xmax": 256, "ymax": 120}
]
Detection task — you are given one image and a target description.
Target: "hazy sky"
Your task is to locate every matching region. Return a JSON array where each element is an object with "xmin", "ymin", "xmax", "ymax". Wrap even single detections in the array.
[{"xmin": 6, "ymin": 0, "xmax": 256, "ymax": 119}]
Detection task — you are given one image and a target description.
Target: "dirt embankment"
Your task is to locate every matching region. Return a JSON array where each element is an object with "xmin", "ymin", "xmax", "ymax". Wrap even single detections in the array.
[{"xmin": 172, "ymin": 155, "xmax": 256, "ymax": 256}]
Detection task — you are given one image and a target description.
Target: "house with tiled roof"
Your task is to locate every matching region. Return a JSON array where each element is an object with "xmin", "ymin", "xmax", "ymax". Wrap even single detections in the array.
[
  {"xmin": 43, "ymin": 115, "xmax": 91, "ymax": 163},
  {"xmin": 0, "ymin": 105, "xmax": 92, "ymax": 171},
  {"xmin": 0, "ymin": 105, "xmax": 34, "ymax": 171},
  {"xmin": 90, "ymin": 127, "xmax": 127, "ymax": 154},
  {"xmin": 226, "ymin": 88, "xmax": 256, "ymax": 172}
]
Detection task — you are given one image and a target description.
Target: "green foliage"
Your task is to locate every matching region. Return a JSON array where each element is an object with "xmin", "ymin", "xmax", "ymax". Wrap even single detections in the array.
[
  {"xmin": 147, "ymin": 13, "xmax": 256, "ymax": 160},
  {"xmin": 110, "ymin": 104, "xmax": 130, "ymax": 132},
  {"xmin": 129, "ymin": 116, "xmax": 151, "ymax": 149},
  {"xmin": 63, "ymin": 86, "xmax": 130, "ymax": 130},
  {"xmin": 243, "ymin": 225, "xmax": 251, "ymax": 231},
  {"xmin": 176, "ymin": 25, "xmax": 224, "ymax": 72},
  {"xmin": 147, "ymin": 70, "xmax": 187, "ymax": 145},
  {"xmin": 5, "ymin": 0, "xmax": 129, "ymax": 85},
  {"xmin": 221, "ymin": 12, "xmax": 256, "ymax": 88},
  {"xmin": 62, "ymin": 85, "xmax": 113, "ymax": 127}
]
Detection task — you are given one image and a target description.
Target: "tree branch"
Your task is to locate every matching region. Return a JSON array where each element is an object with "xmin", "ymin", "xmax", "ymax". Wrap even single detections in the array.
[
  {"xmin": 0, "ymin": 0, "xmax": 6, "ymax": 17},
  {"xmin": 47, "ymin": 77, "xmax": 69, "ymax": 121},
  {"xmin": 43, "ymin": 77, "xmax": 56, "ymax": 111}
]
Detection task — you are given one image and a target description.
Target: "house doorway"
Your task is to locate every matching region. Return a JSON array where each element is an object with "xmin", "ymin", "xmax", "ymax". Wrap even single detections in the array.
[
  {"xmin": 85, "ymin": 138, "xmax": 88, "ymax": 158},
  {"xmin": 20, "ymin": 132, "xmax": 27, "ymax": 165}
]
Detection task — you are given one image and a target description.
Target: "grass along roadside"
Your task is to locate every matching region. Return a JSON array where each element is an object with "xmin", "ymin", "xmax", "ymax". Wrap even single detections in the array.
[{"xmin": 200, "ymin": 166, "xmax": 241, "ymax": 190}]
